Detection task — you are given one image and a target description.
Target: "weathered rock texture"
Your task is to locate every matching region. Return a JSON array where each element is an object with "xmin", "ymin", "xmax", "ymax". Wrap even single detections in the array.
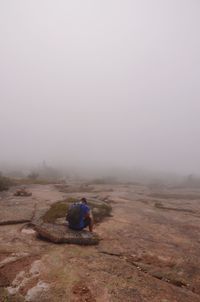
[
  {"xmin": 34, "ymin": 223, "xmax": 100, "ymax": 245},
  {"xmin": 2, "ymin": 183, "xmax": 200, "ymax": 301}
]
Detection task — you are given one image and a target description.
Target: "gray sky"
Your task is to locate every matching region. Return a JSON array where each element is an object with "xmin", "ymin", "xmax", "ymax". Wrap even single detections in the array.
[{"xmin": 0, "ymin": 0, "xmax": 200, "ymax": 174}]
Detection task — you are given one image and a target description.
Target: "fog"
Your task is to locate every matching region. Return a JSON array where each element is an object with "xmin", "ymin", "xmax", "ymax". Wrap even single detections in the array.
[{"xmin": 0, "ymin": 1, "xmax": 200, "ymax": 176}]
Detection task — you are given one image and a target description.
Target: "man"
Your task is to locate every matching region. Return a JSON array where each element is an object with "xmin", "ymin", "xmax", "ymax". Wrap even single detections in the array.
[{"xmin": 67, "ymin": 198, "xmax": 93, "ymax": 232}]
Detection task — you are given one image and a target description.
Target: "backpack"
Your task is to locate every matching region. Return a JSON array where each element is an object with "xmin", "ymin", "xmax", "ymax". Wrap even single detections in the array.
[{"xmin": 66, "ymin": 203, "xmax": 82, "ymax": 225}]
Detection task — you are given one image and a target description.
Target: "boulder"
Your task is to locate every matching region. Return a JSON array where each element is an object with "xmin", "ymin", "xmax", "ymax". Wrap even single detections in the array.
[
  {"xmin": 34, "ymin": 223, "xmax": 100, "ymax": 245},
  {"xmin": 14, "ymin": 188, "xmax": 32, "ymax": 197}
]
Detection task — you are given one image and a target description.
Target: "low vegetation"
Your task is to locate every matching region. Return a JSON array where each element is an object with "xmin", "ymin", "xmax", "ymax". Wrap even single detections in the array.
[
  {"xmin": 0, "ymin": 176, "xmax": 14, "ymax": 192},
  {"xmin": 42, "ymin": 198, "xmax": 75, "ymax": 223},
  {"xmin": 0, "ymin": 175, "xmax": 59, "ymax": 191},
  {"xmin": 14, "ymin": 177, "xmax": 59, "ymax": 186},
  {"xmin": 42, "ymin": 198, "xmax": 112, "ymax": 224}
]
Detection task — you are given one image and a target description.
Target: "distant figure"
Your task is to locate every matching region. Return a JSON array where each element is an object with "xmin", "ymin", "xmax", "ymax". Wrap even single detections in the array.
[{"xmin": 66, "ymin": 198, "xmax": 93, "ymax": 232}]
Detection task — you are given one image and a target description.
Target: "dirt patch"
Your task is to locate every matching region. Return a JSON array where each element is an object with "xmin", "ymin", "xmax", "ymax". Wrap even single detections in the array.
[{"xmin": 71, "ymin": 281, "xmax": 96, "ymax": 302}]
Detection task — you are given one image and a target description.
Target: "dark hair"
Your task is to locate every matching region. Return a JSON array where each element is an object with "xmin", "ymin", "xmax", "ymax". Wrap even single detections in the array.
[{"xmin": 81, "ymin": 197, "xmax": 87, "ymax": 203}]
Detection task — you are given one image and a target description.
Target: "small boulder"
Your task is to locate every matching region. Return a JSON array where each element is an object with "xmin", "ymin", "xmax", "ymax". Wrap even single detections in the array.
[
  {"xmin": 14, "ymin": 188, "xmax": 32, "ymax": 197},
  {"xmin": 34, "ymin": 223, "xmax": 100, "ymax": 245}
]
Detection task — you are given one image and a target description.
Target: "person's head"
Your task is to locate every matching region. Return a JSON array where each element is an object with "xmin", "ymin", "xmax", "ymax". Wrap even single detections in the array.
[{"xmin": 81, "ymin": 197, "xmax": 87, "ymax": 204}]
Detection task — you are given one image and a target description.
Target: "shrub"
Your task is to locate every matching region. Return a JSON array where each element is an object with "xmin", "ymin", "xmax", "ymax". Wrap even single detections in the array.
[
  {"xmin": 0, "ymin": 176, "xmax": 14, "ymax": 191},
  {"xmin": 28, "ymin": 172, "xmax": 39, "ymax": 180}
]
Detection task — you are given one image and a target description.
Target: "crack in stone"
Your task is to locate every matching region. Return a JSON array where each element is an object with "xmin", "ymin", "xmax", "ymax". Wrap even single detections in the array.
[{"xmin": 99, "ymin": 251, "xmax": 200, "ymax": 297}]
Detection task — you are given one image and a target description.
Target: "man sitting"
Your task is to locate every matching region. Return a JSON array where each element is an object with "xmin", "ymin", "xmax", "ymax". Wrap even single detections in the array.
[{"xmin": 67, "ymin": 198, "xmax": 93, "ymax": 232}]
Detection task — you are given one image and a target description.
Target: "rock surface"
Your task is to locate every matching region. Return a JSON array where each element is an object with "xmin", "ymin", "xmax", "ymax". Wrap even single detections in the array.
[
  {"xmin": 34, "ymin": 223, "xmax": 100, "ymax": 245},
  {"xmin": 0, "ymin": 200, "xmax": 35, "ymax": 225},
  {"xmin": 1, "ymin": 183, "xmax": 200, "ymax": 301}
]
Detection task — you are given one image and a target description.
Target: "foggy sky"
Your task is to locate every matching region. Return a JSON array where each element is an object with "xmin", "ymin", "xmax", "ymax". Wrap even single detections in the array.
[{"xmin": 0, "ymin": 1, "xmax": 200, "ymax": 174}]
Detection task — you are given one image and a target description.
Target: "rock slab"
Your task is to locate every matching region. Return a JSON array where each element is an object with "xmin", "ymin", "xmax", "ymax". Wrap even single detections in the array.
[{"xmin": 34, "ymin": 223, "xmax": 100, "ymax": 245}]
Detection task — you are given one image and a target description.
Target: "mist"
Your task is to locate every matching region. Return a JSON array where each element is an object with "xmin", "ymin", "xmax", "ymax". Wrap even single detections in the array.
[{"xmin": 0, "ymin": 0, "xmax": 200, "ymax": 176}]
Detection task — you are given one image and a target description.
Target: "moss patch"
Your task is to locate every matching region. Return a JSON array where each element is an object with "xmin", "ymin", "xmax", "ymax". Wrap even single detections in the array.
[
  {"xmin": 42, "ymin": 198, "xmax": 112, "ymax": 224},
  {"xmin": 0, "ymin": 176, "xmax": 14, "ymax": 191},
  {"xmin": 14, "ymin": 178, "xmax": 58, "ymax": 185},
  {"xmin": 42, "ymin": 198, "xmax": 76, "ymax": 223}
]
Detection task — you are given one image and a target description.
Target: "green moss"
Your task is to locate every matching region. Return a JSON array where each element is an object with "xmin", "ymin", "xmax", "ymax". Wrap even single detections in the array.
[
  {"xmin": 15, "ymin": 178, "xmax": 57, "ymax": 185},
  {"xmin": 42, "ymin": 198, "xmax": 76, "ymax": 223},
  {"xmin": 42, "ymin": 202, "xmax": 68, "ymax": 223},
  {"xmin": 42, "ymin": 197, "xmax": 112, "ymax": 224}
]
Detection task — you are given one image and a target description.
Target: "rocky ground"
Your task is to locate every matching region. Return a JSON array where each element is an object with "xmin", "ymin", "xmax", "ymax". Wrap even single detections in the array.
[{"xmin": 0, "ymin": 182, "xmax": 200, "ymax": 301}]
